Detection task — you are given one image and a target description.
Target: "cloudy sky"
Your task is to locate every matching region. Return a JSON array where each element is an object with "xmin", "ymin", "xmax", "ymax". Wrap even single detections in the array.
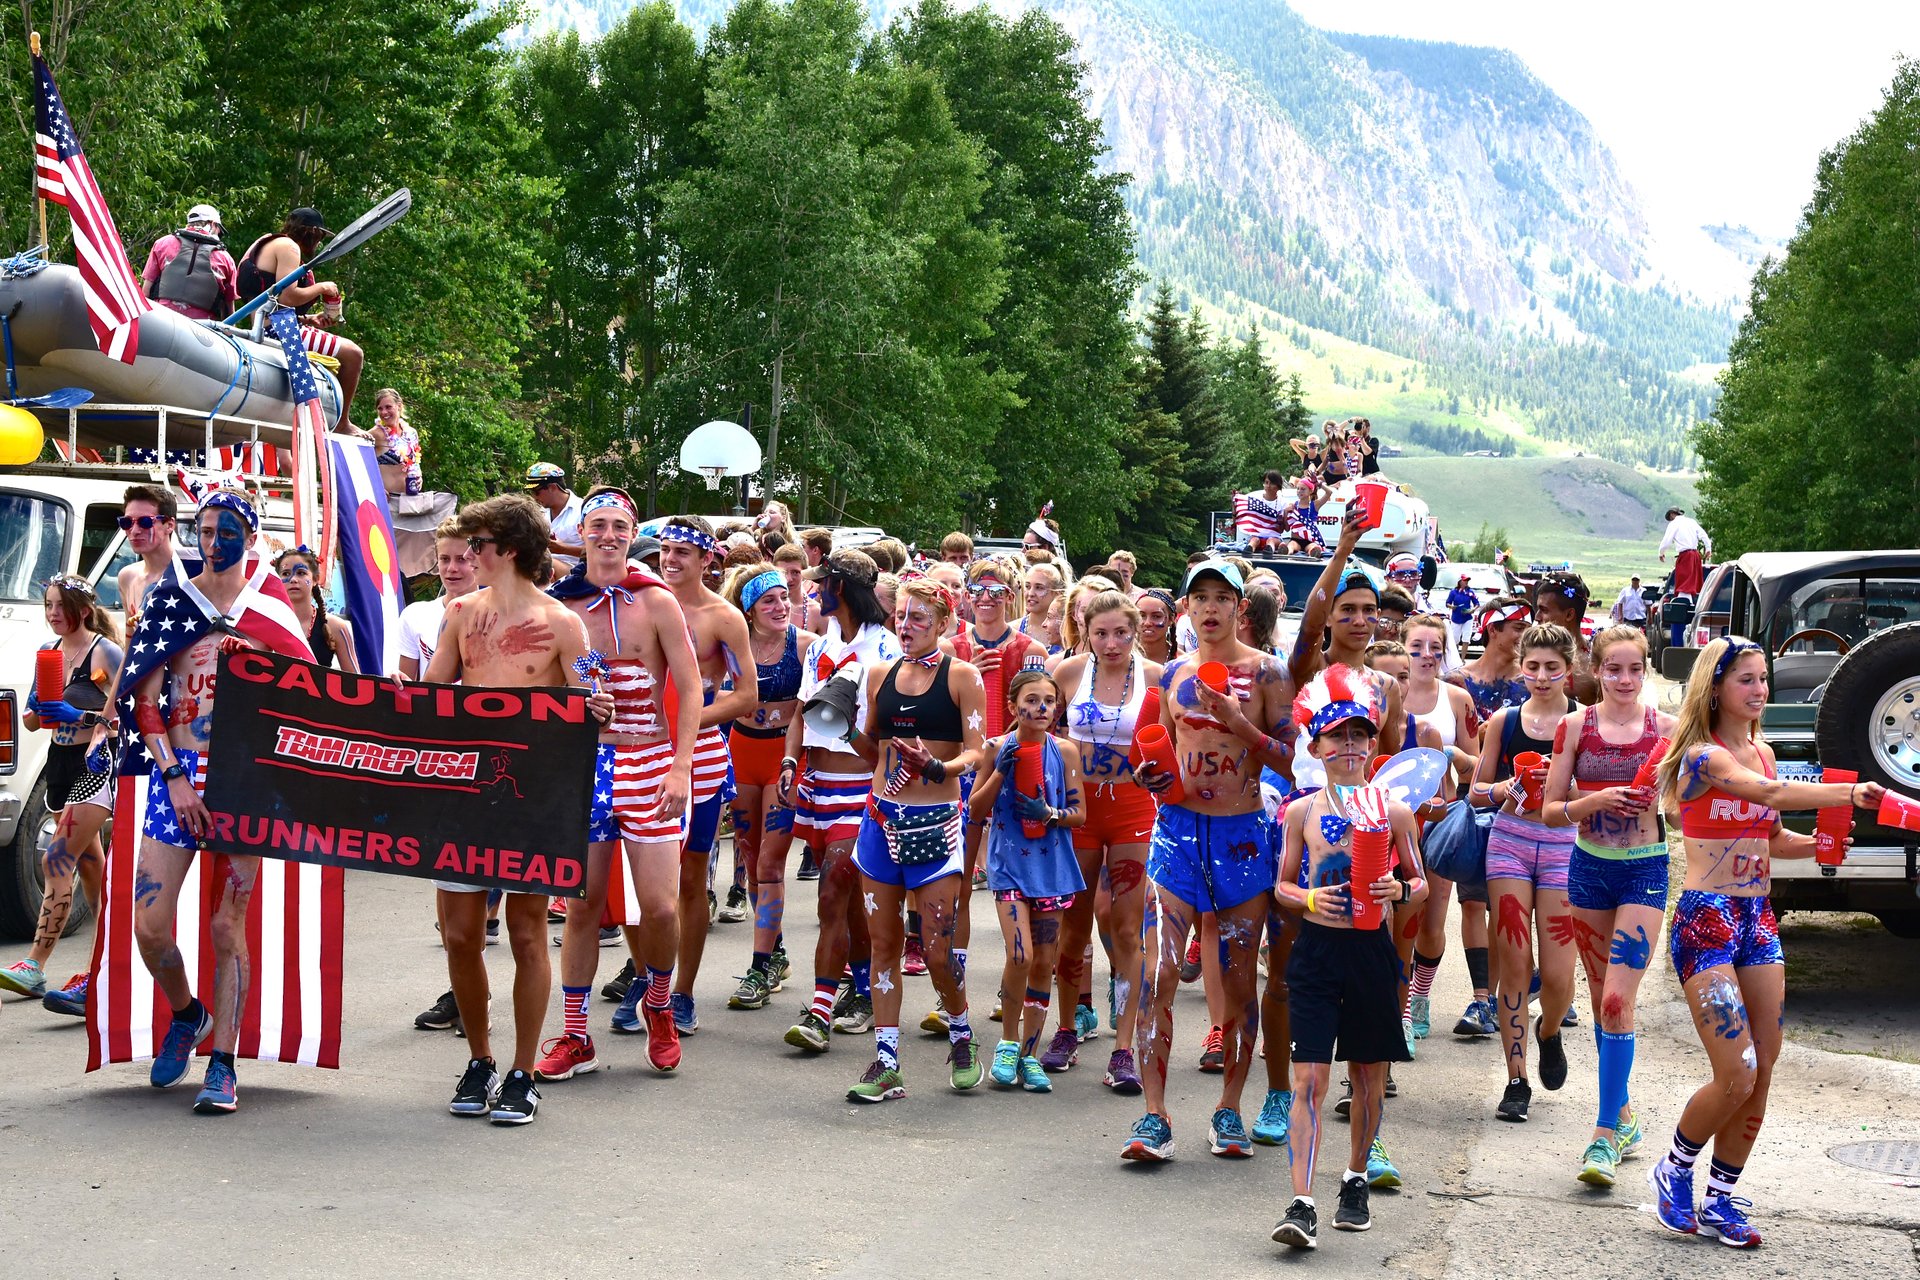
[{"xmin": 1288, "ymin": 0, "xmax": 1919, "ymax": 240}]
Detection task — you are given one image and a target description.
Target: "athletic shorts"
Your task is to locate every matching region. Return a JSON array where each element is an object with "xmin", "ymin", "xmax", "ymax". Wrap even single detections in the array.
[
  {"xmin": 729, "ymin": 726, "xmax": 786, "ymax": 789},
  {"xmin": 994, "ymin": 889, "xmax": 1075, "ymax": 913},
  {"xmin": 1285, "ymin": 920, "xmax": 1411, "ymax": 1066},
  {"xmin": 686, "ymin": 789, "xmax": 725, "ymax": 857},
  {"xmin": 690, "ymin": 726, "xmax": 734, "ymax": 806},
  {"xmin": 300, "ymin": 323, "xmax": 344, "ymax": 358},
  {"xmin": 1146, "ymin": 803, "xmax": 1277, "ymax": 914},
  {"xmin": 590, "ymin": 740, "xmax": 685, "ymax": 846},
  {"xmin": 144, "ymin": 748, "xmax": 206, "ymax": 847},
  {"xmin": 1485, "ymin": 811, "xmax": 1575, "ymax": 891},
  {"xmin": 1567, "ymin": 840, "xmax": 1669, "ymax": 913},
  {"xmin": 853, "ymin": 797, "xmax": 964, "ymax": 890},
  {"xmin": 1074, "ymin": 780, "xmax": 1157, "ymax": 851},
  {"xmin": 1670, "ymin": 890, "xmax": 1782, "ymax": 983},
  {"xmin": 48, "ymin": 740, "xmax": 112, "ymax": 813},
  {"xmin": 795, "ymin": 769, "xmax": 870, "ymax": 846}
]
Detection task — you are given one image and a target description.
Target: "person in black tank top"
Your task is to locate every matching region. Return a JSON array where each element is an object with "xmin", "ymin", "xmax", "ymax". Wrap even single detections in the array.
[{"xmin": 274, "ymin": 548, "xmax": 357, "ymax": 673}]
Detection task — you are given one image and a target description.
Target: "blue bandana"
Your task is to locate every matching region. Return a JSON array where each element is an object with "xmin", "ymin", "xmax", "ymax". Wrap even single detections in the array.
[
  {"xmin": 741, "ymin": 569, "xmax": 783, "ymax": 614},
  {"xmin": 200, "ymin": 490, "xmax": 258, "ymax": 531},
  {"xmin": 659, "ymin": 523, "xmax": 716, "ymax": 553},
  {"xmin": 1319, "ymin": 814, "xmax": 1352, "ymax": 846}
]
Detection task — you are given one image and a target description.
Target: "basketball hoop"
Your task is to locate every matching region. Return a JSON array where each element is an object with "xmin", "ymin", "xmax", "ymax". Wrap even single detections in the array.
[
  {"xmin": 679, "ymin": 419, "xmax": 762, "ymax": 491},
  {"xmin": 699, "ymin": 465, "xmax": 727, "ymax": 491}
]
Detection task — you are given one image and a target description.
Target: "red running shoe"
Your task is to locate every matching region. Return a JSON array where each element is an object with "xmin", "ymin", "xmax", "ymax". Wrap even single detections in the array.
[
  {"xmin": 902, "ymin": 936, "xmax": 929, "ymax": 977},
  {"xmin": 1180, "ymin": 934, "xmax": 1203, "ymax": 983},
  {"xmin": 644, "ymin": 1002, "xmax": 681, "ymax": 1072},
  {"xmin": 1198, "ymin": 1024, "xmax": 1225, "ymax": 1073},
  {"xmin": 534, "ymin": 1033, "xmax": 599, "ymax": 1081},
  {"xmin": 547, "ymin": 898, "xmax": 568, "ymax": 923}
]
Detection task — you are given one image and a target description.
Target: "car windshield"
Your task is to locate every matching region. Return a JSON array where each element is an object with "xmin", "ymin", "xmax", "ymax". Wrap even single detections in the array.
[
  {"xmin": 1705, "ymin": 571, "xmax": 1734, "ymax": 613},
  {"xmin": 0, "ymin": 491, "xmax": 69, "ymax": 603},
  {"xmin": 1249, "ymin": 560, "xmax": 1325, "ymax": 611},
  {"xmin": 1766, "ymin": 573, "xmax": 1920, "ymax": 649}
]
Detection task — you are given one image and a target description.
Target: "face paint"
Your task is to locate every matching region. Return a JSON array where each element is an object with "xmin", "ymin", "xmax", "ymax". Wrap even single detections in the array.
[
  {"xmin": 818, "ymin": 581, "xmax": 840, "ymax": 615},
  {"xmin": 204, "ymin": 509, "xmax": 249, "ymax": 571}
]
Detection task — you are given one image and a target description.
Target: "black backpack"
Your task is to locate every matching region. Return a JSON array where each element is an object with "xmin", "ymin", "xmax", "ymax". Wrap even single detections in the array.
[{"xmin": 154, "ymin": 227, "xmax": 226, "ymax": 314}]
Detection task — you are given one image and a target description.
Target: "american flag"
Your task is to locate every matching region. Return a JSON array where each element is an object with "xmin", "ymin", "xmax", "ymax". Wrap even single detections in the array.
[
  {"xmin": 264, "ymin": 307, "xmax": 335, "ymax": 565},
  {"xmin": 88, "ymin": 555, "xmax": 346, "ymax": 1072},
  {"xmin": 33, "ymin": 53, "xmax": 149, "ymax": 363}
]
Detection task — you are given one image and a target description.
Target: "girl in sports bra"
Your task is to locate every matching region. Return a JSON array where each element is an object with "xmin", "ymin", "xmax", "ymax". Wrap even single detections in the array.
[
  {"xmin": 1044, "ymin": 590, "xmax": 1163, "ymax": 1093},
  {"xmin": 1452, "ymin": 596, "xmax": 1532, "ymax": 732},
  {"xmin": 1539, "ymin": 626, "xmax": 1675, "ymax": 1188},
  {"xmin": 1467, "ymin": 622, "xmax": 1579, "ymax": 1124},
  {"xmin": 1645, "ymin": 636, "xmax": 1887, "ymax": 1246},
  {"xmin": 724, "ymin": 569, "xmax": 819, "ymax": 1012}
]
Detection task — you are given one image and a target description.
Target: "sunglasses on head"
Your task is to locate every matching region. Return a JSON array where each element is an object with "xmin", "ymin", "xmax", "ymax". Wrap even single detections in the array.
[{"xmin": 117, "ymin": 514, "xmax": 170, "ymax": 531}]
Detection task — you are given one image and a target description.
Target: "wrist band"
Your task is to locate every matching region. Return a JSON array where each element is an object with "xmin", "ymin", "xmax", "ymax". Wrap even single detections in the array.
[
  {"xmin": 781, "ymin": 756, "xmax": 797, "ymax": 769},
  {"xmin": 1306, "ymin": 887, "xmax": 1318, "ymax": 915},
  {"xmin": 1562, "ymin": 801, "xmax": 1573, "ymax": 825}
]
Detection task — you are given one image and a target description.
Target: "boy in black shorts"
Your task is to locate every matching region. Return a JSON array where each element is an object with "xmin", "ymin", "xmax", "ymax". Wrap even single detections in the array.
[{"xmin": 1270, "ymin": 668, "xmax": 1425, "ymax": 1249}]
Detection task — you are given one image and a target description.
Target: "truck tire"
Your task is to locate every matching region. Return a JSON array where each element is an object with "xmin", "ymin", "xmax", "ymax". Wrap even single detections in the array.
[
  {"xmin": 1876, "ymin": 911, "xmax": 1920, "ymax": 940},
  {"xmin": 0, "ymin": 777, "xmax": 97, "ymax": 943},
  {"xmin": 1815, "ymin": 621, "xmax": 1920, "ymax": 798}
]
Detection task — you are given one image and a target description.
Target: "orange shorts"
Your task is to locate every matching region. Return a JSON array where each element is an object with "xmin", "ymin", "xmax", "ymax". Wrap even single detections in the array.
[
  {"xmin": 1073, "ymin": 780, "xmax": 1157, "ymax": 851},
  {"xmin": 729, "ymin": 725, "xmax": 786, "ymax": 789}
]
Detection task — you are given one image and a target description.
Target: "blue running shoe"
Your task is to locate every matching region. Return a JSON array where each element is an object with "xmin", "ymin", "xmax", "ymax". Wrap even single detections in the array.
[
  {"xmin": 151, "ymin": 1004, "xmax": 213, "ymax": 1088},
  {"xmin": 1649, "ymin": 1160, "xmax": 1698, "ymax": 1235},
  {"xmin": 1121, "ymin": 1113, "xmax": 1174, "ymax": 1162},
  {"xmin": 1474, "ymin": 1000, "xmax": 1499, "ymax": 1036},
  {"xmin": 1408, "ymin": 994, "xmax": 1431, "ymax": 1040},
  {"xmin": 1252, "ymin": 1088, "xmax": 1292, "ymax": 1145},
  {"xmin": 193, "ymin": 1059, "xmax": 238, "ymax": 1114},
  {"xmin": 1698, "ymin": 1193, "xmax": 1762, "ymax": 1248},
  {"xmin": 1075, "ymin": 1002, "xmax": 1099, "ymax": 1043},
  {"xmin": 670, "ymin": 991, "xmax": 698, "ymax": 1035},
  {"xmin": 1366, "ymin": 1137, "xmax": 1401, "ymax": 1189},
  {"xmin": 990, "ymin": 1039, "xmax": 1019, "ymax": 1087},
  {"xmin": 1209, "ymin": 1107, "xmax": 1252, "ymax": 1158},
  {"xmin": 1107, "ymin": 977, "xmax": 1119, "ymax": 1031},
  {"xmin": 1018, "ymin": 1055, "xmax": 1052, "ymax": 1092},
  {"xmin": 1614, "ymin": 1109, "xmax": 1644, "ymax": 1159},
  {"xmin": 611, "ymin": 982, "xmax": 644, "ymax": 1035},
  {"xmin": 42, "ymin": 973, "xmax": 88, "ymax": 1018}
]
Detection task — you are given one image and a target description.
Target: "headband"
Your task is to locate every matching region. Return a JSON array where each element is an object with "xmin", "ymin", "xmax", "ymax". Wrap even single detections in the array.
[
  {"xmin": 200, "ymin": 490, "xmax": 258, "ymax": 531},
  {"xmin": 46, "ymin": 572, "xmax": 94, "ymax": 599},
  {"xmin": 581, "ymin": 490, "xmax": 637, "ymax": 521},
  {"xmin": 659, "ymin": 523, "xmax": 716, "ymax": 553},
  {"xmin": 740, "ymin": 569, "xmax": 784, "ymax": 614},
  {"xmin": 1712, "ymin": 637, "xmax": 1764, "ymax": 681},
  {"xmin": 1026, "ymin": 519, "xmax": 1061, "ymax": 548},
  {"xmin": 1140, "ymin": 588, "xmax": 1176, "ymax": 614},
  {"xmin": 1480, "ymin": 602, "xmax": 1531, "ymax": 628}
]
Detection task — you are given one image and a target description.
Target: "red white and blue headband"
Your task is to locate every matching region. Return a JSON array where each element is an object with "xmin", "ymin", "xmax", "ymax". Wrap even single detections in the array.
[
  {"xmin": 741, "ymin": 569, "xmax": 784, "ymax": 613},
  {"xmin": 1480, "ymin": 601, "xmax": 1531, "ymax": 628},
  {"xmin": 200, "ymin": 490, "xmax": 257, "ymax": 531},
  {"xmin": 659, "ymin": 523, "xmax": 716, "ymax": 553},
  {"xmin": 581, "ymin": 490, "xmax": 637, "ymax": 521}
]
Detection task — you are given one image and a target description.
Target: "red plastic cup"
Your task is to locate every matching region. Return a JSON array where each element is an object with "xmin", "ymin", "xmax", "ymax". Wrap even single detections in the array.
[
  {"xmin": 1015, "ymin": 742, "xmax": 1047, "ymax": 838},
  {"xmin": 1815, "ymin": 768, "xmax": 1858, "ymax": 872},
  {"xmin": 1197, "ymin": 660, "xmax": 1229, "ymax": 693},
  {"xmin": 1512, "ymin": 751, "xmax": 1547, "ymax": 809},
  {"xmin": 1352, "ymin": 481, "xmax": 1390, "ymax": 531},
  {"xmin": 1368, "ymin": 754, "xmax": 1391, "ymax": 780},
  {"xmin": 1350, "ymin": 827, "xmax": 1395, "ymax": 930},
  {"xmin": 1130, "ymin": 722, "xmax": 1185, "ymax": 806},
  {"xmin": 984, "ymin": 661, "xmax": 1007, "ymax": 738},
  {"xmin": 34, "ymin": 649, "xmax": 65, "ymax": 706},
  {"xmin": 1878, "ymin": 791, "xmax": 1920, "ymax": 835},
  {"xmin": 1128, "ymin": 688, "xmax": 1163, "ymax": 773}
]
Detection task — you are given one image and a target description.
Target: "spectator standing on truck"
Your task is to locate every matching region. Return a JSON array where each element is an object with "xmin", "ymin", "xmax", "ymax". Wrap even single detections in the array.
[
  {"xmin": 1658, "ymin": 508, "xmax": 1712, "ymax": 597},
  {"xmin": 140, "ymin": 204, "xmax": 238, "ymax": 320}
]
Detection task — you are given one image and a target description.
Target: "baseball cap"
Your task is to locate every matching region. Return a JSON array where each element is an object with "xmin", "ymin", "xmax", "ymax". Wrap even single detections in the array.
[
  {"xmin": 186, "ymin": 203, "xmax": 222, "ymax": 228},
  {"xmin": 1182, "ymin": 558, "xmax": 1244, "ymax": 597},
  {"xmin": 631, "ymin": 534, "xmax": 661, "ymax": 563},
  {"xmin": 523, "ymin": 461, "xmax": 566, "ymax": 490},
  {"xmin": 1293, "ymin": 664, "xmax": 1384, "ymax": 739},
  {"xmin": 288, "ymin": 207, "xmax": 333, "ymax": 238},
  {"xmin": 803, "ymin": 548, "xmax": 879, "ymax": 586},
  {"xmin": 1385, "ymin": 553, "xmax": 1420, "ymax": 578},
  {"xmin": 1665, "ymin": 507, "xmax": 1684, "ymax": 519}
]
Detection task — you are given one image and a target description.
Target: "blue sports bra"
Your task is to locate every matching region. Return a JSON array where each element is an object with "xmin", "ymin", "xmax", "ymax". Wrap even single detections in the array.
[{"xmin": 757, "ymin": 626, "xmax": 802, "ymax": 703}]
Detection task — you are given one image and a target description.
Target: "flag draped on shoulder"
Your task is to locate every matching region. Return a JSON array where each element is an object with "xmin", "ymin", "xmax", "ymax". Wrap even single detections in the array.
[
  {"xmin": 329, "ymin": 435, "xmax": 407, "ymax": 675},
  {"xmin": 33, "ymin": 52, "xmax": 149, "ymax": 363},
  {"xmin": 88, "ymin": 558, "xmax": 346, "ymax": 1072}
]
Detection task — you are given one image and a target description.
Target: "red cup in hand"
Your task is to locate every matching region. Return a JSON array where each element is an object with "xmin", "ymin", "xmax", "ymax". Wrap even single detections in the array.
[
  {"xmin": 1349, "ymin": 827, "xmax": 1394, "ymax": 930},
  {"xmin": 1131, "ymin": 722, "xmax": 1185, "ymax": 806},
  {"xmin": 1512, "ymin": 751, "xmax": 1548, "ymax": 810},
  {"xmin": 1197, "ymin": 661, "xmax": 1229, "ymax": 693},
  {"xmin": 34, "ymin": 649, "xmax": 66, "ymax": 707},
  {"xmin": 1814, "ymin": 768, "xmax": 1858, "ymax": 870},
  {"xmin": 1352, "ymin": 481, "xmax": 1390, "ymax": 531},
  {"xmin": 1015, "ymin": 742, "xmax": 1047, "ymax": 838},
  {"xmin": 1878, "ymin": 791, "xmax": 1920, "ymax": 835}
]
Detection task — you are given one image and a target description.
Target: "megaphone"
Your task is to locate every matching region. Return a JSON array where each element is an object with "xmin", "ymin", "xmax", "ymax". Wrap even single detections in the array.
[{"xmin": 803, "ymin": 669, "xmax": 862, "ymax": 741}]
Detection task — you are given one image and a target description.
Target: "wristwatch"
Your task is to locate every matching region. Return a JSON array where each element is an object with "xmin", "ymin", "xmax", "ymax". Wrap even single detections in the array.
[{"xmin": 162, "ymin": 763, "xmax": 187, "ymax": 782}]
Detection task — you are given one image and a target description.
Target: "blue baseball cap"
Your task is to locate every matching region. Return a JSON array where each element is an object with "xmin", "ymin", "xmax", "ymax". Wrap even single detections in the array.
[{"xmin": 1183, "ymin": 558, "xmax": 1245, "ymax": 597}]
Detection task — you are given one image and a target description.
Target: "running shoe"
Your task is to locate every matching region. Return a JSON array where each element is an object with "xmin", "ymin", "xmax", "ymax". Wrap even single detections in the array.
[
  {"xmin": 485, "ymin": 918, "xmax": 500, "ymax": 946},
  {"xmin": 490, "ymin": 1069, "xmax": 540, "ymax": 1125},
  {"xmin": 1649, "ymin": 1159, "xmax": 1699, "ymax": 1235},
  {"xmin": 1453, "ymin": 999, "xmax": 1489, "ymax": 1037},
  {"xmin": 602, "ymin": 958, "xmax": 635, "ymax": 1001},
  {"xmin": 1562, "ymin": 1005, "xmax": 1579, "ymax": 1028},
  {"xmin": 192, "ymin": 1059, "xmax": 238, "ymax": 1115},
  {"xmin": 920, "ymin": 1000, "xmax": 949, "ymax": 1035},
  {"xmin": 991, "ymin": 1039, "xmax": 1020, "ymax": 1086},
  {"xmin": 449, "ymin": 1057, "xmax": 499, "ymax": 1116},
  {"xmin": 0, "ymin": 958, "xmax": 45, "ymax": 997},
  {"xmin": 771, "ymin": 948, "xmax": 792, "ymax": 983},
  {"xmin": 42, "ymin": 973, "xmax": 88, "ymax": 1018},
  {"xmin": 611, "ymin": 982, "xmax": 644, "ymax": 1034},
  {"xmin": 990, "ymin": 992, "xmax": 1003, "ymax": 1022},
  {"xmin": 785, "ymin": 1010, "xmax": 831, "ymax": 1053},
  {"xmin": 1179, "ymin": 934, "xmax": 1202, "ymax": 983},
  {"xmin": 1403, "ymin": 1017, "xmax": 1418, "ymax": 1061},
  {"xmin": 1333, "ymin": 1175, "xmax": 1372, "ymax": 1231},
  {"xmin": 728, "ymin": 967, "xmax": 778, "ymax": 1010},
  {"xmin": 1473, "ymin": 1000, "xmax": 1499, "ymax": 1036},
  {"xmin": 796, "ymin": 850, "xmax": 820, "ymax": 880},
  {"xmin": 1366, "ymin": 1138, "xmax": 1401, "ymax": 1189},
  {"xmin": 1075, "ymin": 1002, "xmax": 1099, "ymax": 1043},
  {"xmin": 1272, "ymin": 1198, "xmax": 1317, "ymax": 1250},
  {"xmin": 1104, "ymin": 1049, "xmax": 1143, "ymax": 1095},
  {"xmin": 1409, "ymin": 994, "xmax": 1431, "ymax": 1039},
  {"xmin": 1536, "ymin": 1018, "xmax": 1568, "ymax": 1091},
  {"xmin": 1697, "ymin": 1193, "xmax": 1763, "ymax": 1248},
  {"xmin": 707, "ymin": 889, "xmax": 718, "ymax": 925},
  {"xmin": 717, "ymin": 884, "xmax": 749, "ymax": 923},
  {"xmin": 832, "ymin": 975, "xmax": 856, "ymax": 1021},
  {"xmin": 670, "ymin": 992, "xmax": 699, "ymax": 1035},
  {"xmin": 534, "ymin": 1033, "xmax": 599, "ymax": 1081},
  {"xmin": 1209, "ymin": 1107, "xmax": 1252, "ymax": 1157},
  {"xmin": 1107, "ymin": 977, "xmax": 1120, "ymax": 1031},
  {"xmin": 643, "ymin": 1002, "xmax": 681, "ymax": 1072},
  {"xmin": 150, "ymin": 1004, "xmax": 212, "ymax": 1089},
  {"xmin": 1614, "ymin": 1109, "xmax": 1644, "ymax": 1159},
  {"xmin": 1578, "ymin": 1138, "xmax": 1619, "ymax": 1187},
  {"xmin": 414, "ymin": 990, "xmax": 460, "ymax": 1031},
  {"xmin": 971, "ymin": 867, "xmax": 988, "ymax": 892},
  {"xmin": 1496, "ymin": 1078, "xmax": 1531, "ymax": 1122},
  {"xmin": 1198, "ymin": 1024, "xmax": 1225, "ymax": 1073},
  {"xmin": 1120, "ymin": 1112, "xmax": 1174, "ymax": 1162},
  {"xmin": 597, "ymin": 926, "xmax": 621, "ymax": 948},
  {"xmin": 848, "ymin": 1060, "xmax": 906, "ymax": 1103},
  {"xmin": 1252, "ymin": 1088, "xmax": 1293, "ymax": 1145},
  {"xmin": 949, "ymin": 1036, "xmax": 984, "ymax": 1091},
  {"xmin": 834, "ymin": 992, "xmax": 874, "ymax": 1035},
  {"xmin": 1333, "ymin": 1077, "xmax": 1353, "ymax": 1118},
  {"xmin": 902, "ymin": 936, "xmax": 928, "ymax": 976},
  {"xmin": 1018, "ymin": 1055, "xmax": 1051, "ymax": 1092},
  {"xmin": 1039, "ymin": 1026, "xmax": 1079, "ymax": 1072},
  {"xmin": 547, "ymin": 899, "xmax": 568, "ymax": 923},
  {"xmin": 1385, "ymin": 1069, "xmax": 1398, "ymax": 1099}
]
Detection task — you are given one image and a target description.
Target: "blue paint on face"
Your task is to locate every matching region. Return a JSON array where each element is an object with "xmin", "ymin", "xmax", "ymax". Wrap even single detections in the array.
[
  {"xmin": 818, "ymin": 581, "xmax": 840, "ymax": 615},
  {"xmin": 205, "ymin": 510, "xmax": 249, "ymax": 572}
]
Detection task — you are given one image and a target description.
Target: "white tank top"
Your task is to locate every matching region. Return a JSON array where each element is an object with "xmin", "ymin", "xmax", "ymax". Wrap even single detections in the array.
[
  {"xmin": 1411, "ymin": 684, "xmax": 1458, "ymax": 749},
  {"xmin": 1066, "ymin": 653, "xmax": 1146, "ymax": 751}
]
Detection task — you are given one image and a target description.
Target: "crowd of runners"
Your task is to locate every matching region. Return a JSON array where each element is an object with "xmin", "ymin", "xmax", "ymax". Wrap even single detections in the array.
[{"xmin": 6, "ymin": 454, "xmax": 1886, "ymax": 1257}]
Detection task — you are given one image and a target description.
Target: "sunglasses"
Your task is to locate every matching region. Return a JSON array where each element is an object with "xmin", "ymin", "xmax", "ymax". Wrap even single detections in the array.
[
  {"xmin": 466, "ymin": 536, "xmax": 498, "ymax": 552},
  {"xmin": 968, "ymin": 584, "xmax": 1011, "ymax": 599},
  {"xmin": 117, "ymin": 515, "xmax": 171, "ymax": 531},
  {"xmin": 1388, "ymin": 570, "xmax": 1420, "ymax": 581}
]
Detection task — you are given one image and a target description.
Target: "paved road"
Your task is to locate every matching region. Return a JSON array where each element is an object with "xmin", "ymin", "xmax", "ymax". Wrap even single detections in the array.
[{"xmin": 3, "ymin": 857, "xmax": 1919, "ymax": 1277}]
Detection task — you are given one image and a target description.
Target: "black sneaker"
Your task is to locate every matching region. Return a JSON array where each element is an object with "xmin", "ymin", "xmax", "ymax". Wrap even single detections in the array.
[
  {"xmin": 831, "ymin": 975, "xmax": 856, "ymax": 1022},
  {"xmin": 796, "ymin": 851, "xmax": 820, "ymax": 881},
  {"xmin": 1272, "ymin": 1197, "xmax": 1318, "ymax": 1249},
  {"xmin": 1496, "ymin": 1077, "xmax": 1532, "ymax": 1122},
  {"xmin": 718, "ymin": 883, "xmax": 749, "ymax": 923},
  {"xmin": 1536, "ymin": 1018, "xmax": 1568, "ymax": 1091},
  {"xmin": 490, "ymin": 1069, "xmax": 540, "ymax": 1125},
  {"xmin": 1333, "ymin": 1077, "xmax": 1352, "ymax": 1118},
  {"xmin": 1333, "ymin": 1175, "xmax": 1371, "ymax": 1231},
  {"xmin": 449, "ymin": 1057, "xmax": 498, "ymax": 1116},
  {"xmin": 1385, "ymin": 1068, "xmax": 1398, "ymax": 1099},
  {"xmin": 415, "ymin": 990, "xmax": 459, "ymax": 1031},
  {"xmin": 602, "ymin": 958, "xmax": 636, "ymax": 1002},
  {"xmin": 485, "ymin": 918, "xmax": 500, "ymax": 946}
]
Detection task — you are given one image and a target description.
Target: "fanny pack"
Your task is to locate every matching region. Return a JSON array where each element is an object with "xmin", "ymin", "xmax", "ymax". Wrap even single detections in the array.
[{"xmin": 876, "ymin": 800, "xmax": 956, "ymax": 866}]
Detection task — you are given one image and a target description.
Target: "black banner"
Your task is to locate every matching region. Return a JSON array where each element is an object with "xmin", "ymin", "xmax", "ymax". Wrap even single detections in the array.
[{"xmin": 200, "ymin": 650, "xmax": 595, "ymax": 896}]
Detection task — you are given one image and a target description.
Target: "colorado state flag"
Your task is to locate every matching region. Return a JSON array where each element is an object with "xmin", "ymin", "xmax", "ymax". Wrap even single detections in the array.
[{"xmin": 330, "ymin": 436, "xmax": 406, "ymax": 675}]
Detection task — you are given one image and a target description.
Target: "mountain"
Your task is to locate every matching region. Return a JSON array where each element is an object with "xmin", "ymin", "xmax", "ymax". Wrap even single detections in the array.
[{"xmin": 506, "ymin": 0, "xmax": 1741, "ymax": 467}]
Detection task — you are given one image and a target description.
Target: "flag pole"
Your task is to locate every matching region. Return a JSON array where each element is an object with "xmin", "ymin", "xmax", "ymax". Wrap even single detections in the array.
[{"xmin": 29, "ymin": 31, "xmax": 45, "ymax": 251}]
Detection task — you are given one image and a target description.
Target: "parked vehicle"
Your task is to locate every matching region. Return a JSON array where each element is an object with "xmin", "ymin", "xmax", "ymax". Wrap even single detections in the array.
[{"xmin": 1647, "ymin": 564, "xmax": 1714, "ymax": 665}]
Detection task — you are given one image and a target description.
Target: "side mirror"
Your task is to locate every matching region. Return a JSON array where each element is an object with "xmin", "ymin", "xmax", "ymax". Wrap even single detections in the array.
[{"xmin": 1661, "ymin": 647, "xmax": 1701, "ymax": 682}]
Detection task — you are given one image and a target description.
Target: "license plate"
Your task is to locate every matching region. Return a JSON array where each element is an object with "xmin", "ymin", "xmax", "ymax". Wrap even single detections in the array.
[{"xmin": 1776, "ymin": 761, "xmax": 1822, "ymax": 783}]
